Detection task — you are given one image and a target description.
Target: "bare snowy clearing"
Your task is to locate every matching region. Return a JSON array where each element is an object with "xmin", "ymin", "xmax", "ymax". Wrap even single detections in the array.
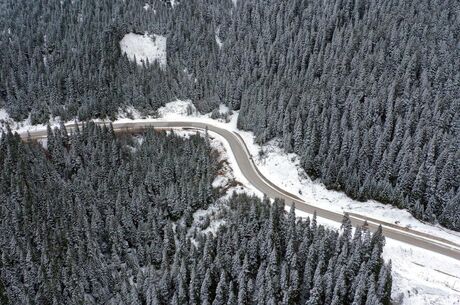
[
  {"xmin": 157, "ymin": 99, "xmax": 197, "ymax": 117},
  {"xmin": 119, "ymin": 32, "xmax": 166, "ymax": 68}
]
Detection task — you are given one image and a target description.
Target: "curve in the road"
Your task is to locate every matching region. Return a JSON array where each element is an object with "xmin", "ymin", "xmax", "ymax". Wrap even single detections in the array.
[{"xmin": 19, "ymin": 120, "xmax": 460, "ymax": 260}]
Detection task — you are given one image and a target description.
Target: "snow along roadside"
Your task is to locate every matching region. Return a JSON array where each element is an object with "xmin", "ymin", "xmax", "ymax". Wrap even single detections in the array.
[
  {"xmin": 2, "ymin": 102, "xmax": 460, "ymax": 246},
  {"xmin": 170, "ymin": 123, "xmax": 460, "ymax": 305},
  {"xmin": 155, "ymin": 101, "xmax": 460, "ymax": 305},
  {"xmin": 2, "ymin": 101, "xmax": 460, "ymax": 305}
]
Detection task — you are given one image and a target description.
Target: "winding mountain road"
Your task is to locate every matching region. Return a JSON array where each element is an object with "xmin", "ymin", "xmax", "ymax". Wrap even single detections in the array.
[{"xmin": 19, "ymin": 120, "xmax": 460, "ymax": 260}]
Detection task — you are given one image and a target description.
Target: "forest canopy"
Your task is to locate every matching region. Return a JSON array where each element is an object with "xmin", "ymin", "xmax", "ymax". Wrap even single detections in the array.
[
  {"xmin": 0, "ymin": 125, "xmax": 391, "ymax": 305},
  {"xmin": 0, "ymin": 0, "xmax": 458, "ymax": 228}
]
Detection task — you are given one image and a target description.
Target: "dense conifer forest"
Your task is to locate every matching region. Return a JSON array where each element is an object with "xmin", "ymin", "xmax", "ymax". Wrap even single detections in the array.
[
  {"xmin": 0, "ymin": 126, "xmax": 391, "ymax": 304},
  {"xmin": 0, "ymin": 0, "xmax": 458, "ymax": 227}
]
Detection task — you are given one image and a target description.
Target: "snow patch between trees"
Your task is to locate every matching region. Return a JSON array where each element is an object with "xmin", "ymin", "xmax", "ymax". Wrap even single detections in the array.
[
  {"xmin": 157, "ymin": 99, "xmax": 197, "ymax": 117},
  {"xmin": 0, "ymin": 108, "xmax": 64, "ymax": 136},
  {"xmin": 218, "ymin": 104, "xmax": 229, "ymax": 114},
  {"xmin": 0, "ymin": 109, "xmax": 8, "ymax": 122},
  {"xmin": 119, "ymin": 32, "xmax": 166, "ymax": 68},
  {"xmin": 215, "ymin": 34, "xmax": 223, "ymax": 49}
]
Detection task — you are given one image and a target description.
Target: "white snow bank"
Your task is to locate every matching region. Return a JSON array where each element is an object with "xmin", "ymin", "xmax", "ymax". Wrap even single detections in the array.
[
  {"xmin": 240, "ymin": 136, "xmax": 460, "ymax": 245},
  {"xmin": 384, "ymin": 239, "xmax": 460, "ymax": 305},
  {"xmin": 119, "ymin": 32, "xmax": 166, "ymax": 68},
  {"xmin": 0, "ymin": 108, "xmax": 65, "ymax": 136},
  {"xmin": 157, "ymin": 99, "xmax": 197, "ymax": 118},
  {"xmin": 218, "ymin": 104, "xmax": 229, "ymax": 114},
  {"xmin": 212, "ymin": 175, "xmax": 229, "ymax": 189}
]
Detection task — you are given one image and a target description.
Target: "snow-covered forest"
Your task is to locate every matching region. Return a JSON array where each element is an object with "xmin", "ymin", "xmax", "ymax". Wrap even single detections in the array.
[
  {"xmin": 1, "ymin": 0, "xmax": 457, "ymax": 229},
  {"xmin": 0, "ymin": 125, "xmax": 391, "ymax": 304}
]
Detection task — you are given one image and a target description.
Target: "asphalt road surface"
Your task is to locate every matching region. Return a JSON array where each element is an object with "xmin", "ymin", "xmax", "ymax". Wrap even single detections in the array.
[{"xmin": 18, "ymin": 120, "xmax": 460, "ymax": 261}]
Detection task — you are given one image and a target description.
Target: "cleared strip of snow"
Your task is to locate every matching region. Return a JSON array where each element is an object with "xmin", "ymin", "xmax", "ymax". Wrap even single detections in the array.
[
  {"xmin": 119, "ymin": 32, "xmax": 167, "ymax": 68},
  {"xmin": 208, "ymin": 129, "xmax": 263, "ymax": 199},
  {"xmin": 6, "ymin": 101, "xmax": 458, "ymax": 247}
]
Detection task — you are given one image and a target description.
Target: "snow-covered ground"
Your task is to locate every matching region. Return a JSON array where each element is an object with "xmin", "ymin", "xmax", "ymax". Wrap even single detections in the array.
[
  {"xmin": 158, "ymin": 99, "xmax": 197, "ymax": 117},
  {"xmin": 174, "ymin": 128, "xmax": 259, "ymax": 245},
  {"xmin": 143, "ymin": 3, "xmax": 157, "ymax": 13},
  {"xmin": 245, "ymin": 137, "xmax": 460, "ymax": 241},
  {"xmin": 0, "ymin": 109, "xmax": 65, "ymax": 136},
  {"xmin": 384, "ymin": 239, "xmax": 460, "ymax": 305},
  {"xmin": 0, "ymin": 108, "xmax": 8, "ymax": 122},
  {"xmin": 119, "ymin": 32, "xmax": 166, "ymax": 68},
  {"xmin": 2, "ymin": 100, "xmax": 460, "ymax": 304}
]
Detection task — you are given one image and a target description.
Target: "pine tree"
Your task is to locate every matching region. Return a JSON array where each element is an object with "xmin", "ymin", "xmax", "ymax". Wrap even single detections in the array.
[{"xmin": 213, "ymin": 271, "xmax": 228, "ymax": 305}]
